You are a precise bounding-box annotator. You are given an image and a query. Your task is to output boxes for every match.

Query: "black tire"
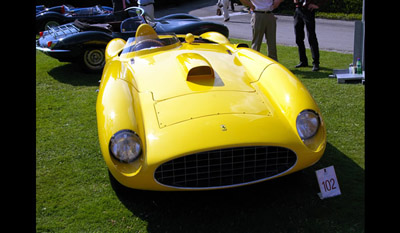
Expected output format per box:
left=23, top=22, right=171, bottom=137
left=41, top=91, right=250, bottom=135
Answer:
left=80, top=47, right=106, bottom=73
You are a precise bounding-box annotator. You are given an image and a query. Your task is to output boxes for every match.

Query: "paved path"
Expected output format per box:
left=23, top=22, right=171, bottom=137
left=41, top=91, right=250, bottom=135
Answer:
left=155, top=0, right=355, bottom=53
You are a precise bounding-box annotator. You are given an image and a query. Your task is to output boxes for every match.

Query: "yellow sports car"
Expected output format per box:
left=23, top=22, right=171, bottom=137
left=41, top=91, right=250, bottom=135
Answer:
left=96, top=24, right=326, bottom=191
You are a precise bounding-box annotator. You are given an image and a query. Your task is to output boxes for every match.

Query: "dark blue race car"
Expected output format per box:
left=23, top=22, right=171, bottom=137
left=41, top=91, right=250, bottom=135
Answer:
left=36, top=7, right=229, bottom=73
left=36, top=4, right=114, bottom=32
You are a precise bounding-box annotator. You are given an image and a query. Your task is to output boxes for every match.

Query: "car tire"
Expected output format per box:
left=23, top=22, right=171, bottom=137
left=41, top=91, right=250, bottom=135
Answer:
left=81, top=47, right=105, bottom=73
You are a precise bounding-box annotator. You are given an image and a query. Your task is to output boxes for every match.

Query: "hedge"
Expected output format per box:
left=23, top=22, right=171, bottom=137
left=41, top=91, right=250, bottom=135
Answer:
left=35, top=0, right=186, bottom=9
left=36, top=0, right=362, bottom=14
left=271, top=0, right=362, bottom=14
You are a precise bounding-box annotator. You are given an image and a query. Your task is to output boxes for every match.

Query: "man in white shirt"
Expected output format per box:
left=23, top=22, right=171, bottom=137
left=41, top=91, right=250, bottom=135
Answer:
left=240, top=0, right=283, bottom=61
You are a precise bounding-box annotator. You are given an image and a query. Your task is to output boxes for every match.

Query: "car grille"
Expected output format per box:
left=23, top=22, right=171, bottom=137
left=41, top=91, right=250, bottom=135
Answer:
left=154, top=146, right=297, bottom=189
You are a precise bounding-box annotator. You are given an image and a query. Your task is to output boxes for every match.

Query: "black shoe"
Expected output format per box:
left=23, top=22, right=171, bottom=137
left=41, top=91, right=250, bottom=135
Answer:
left=295, top=62, right=308, bottom=68
left=312, top=64, right=320, bottom=71
left=224, top=17, right=230, bottom=22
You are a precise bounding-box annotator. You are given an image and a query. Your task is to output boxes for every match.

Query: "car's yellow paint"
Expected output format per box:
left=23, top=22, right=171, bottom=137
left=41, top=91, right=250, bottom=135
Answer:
left=104, top=37, right=126, bottom=62
left=96, top=24, right=326, bottom=191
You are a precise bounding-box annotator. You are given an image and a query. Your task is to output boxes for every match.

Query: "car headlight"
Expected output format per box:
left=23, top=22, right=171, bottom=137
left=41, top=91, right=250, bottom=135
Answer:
left=296, top=110, right=320, bottom=140
left=109, top=130, right=142, bottom=163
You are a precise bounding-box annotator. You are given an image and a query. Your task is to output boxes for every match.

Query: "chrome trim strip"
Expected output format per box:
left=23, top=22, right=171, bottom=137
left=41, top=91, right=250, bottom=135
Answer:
left=35, top=46, right=71, bottom=53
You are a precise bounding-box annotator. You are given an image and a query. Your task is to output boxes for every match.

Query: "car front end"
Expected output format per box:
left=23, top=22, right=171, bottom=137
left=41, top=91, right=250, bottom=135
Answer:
left=97, top=85, right=325, bottom=191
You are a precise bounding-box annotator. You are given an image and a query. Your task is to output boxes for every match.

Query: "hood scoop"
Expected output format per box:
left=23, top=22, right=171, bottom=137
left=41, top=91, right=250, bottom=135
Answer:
left=177, top=53, right=215, bottom=82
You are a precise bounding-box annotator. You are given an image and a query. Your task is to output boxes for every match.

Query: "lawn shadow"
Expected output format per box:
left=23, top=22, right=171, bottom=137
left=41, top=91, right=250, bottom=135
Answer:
left=48, top=63, right=101, bottom=87
left=111, top=142, right=364, bottom=233
left=290, top=66, right=332, bottom=79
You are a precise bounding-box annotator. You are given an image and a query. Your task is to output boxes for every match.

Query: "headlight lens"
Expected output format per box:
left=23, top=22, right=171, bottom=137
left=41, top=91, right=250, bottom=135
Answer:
left=109, top=130, right=142, bottom=163
left=296, top=110, right=320, bottom=140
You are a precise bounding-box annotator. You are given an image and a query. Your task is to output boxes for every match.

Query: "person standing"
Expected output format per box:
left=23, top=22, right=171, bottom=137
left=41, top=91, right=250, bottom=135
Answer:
left=231, top=0, right=236, bottom=11
left=137, top=0, right=155, bottom=19
left=112, top=0, right=129, bottom=20
left=240, top=0, right=284, bottom=61
left=217, top=0, right=231, bottom=22
left=293, top=0, right=327, bottom=71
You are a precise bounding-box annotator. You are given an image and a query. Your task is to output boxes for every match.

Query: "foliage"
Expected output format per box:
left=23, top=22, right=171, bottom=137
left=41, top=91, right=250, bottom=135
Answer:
left=36, top=0, right=363, bottom=14
left=276, top=0, right=363, bottom=14
left=35, top=0, right=185, bottom=8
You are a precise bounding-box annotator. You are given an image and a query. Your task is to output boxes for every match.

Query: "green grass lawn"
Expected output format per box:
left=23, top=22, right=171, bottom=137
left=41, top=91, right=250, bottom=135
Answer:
left=36, top=40, right=364, bottom=232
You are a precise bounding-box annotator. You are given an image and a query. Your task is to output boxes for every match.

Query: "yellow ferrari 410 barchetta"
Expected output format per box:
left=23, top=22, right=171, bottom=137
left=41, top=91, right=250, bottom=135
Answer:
left=96, top=24, right=326, bottom=191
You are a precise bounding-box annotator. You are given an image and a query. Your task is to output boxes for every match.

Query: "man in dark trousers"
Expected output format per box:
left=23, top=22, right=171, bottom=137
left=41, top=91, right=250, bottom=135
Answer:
left=294, top=0, right=327, bottom=71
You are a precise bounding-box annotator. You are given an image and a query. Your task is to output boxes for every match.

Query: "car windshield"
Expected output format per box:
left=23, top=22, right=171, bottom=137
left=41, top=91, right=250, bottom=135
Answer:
left=68, top=6, right=104, bottom=16
left=121, top=34, right=181, bottom=55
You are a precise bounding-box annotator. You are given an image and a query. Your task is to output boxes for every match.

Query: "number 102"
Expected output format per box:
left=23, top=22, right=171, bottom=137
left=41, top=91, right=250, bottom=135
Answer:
left=322, top=178, right=337, bottom=192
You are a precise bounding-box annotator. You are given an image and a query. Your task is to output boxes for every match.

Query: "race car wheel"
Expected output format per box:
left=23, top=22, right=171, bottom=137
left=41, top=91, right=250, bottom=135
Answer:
left=82, top=47, right=105, bottom=73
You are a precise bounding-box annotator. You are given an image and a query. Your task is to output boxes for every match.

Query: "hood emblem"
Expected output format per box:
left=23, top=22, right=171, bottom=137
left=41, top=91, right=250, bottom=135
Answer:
left=221, top=124, right=227, bottom=131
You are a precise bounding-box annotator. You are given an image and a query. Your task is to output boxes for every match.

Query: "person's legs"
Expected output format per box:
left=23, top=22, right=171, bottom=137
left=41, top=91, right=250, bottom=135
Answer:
left=141, top=4, right=154, bottom=19
left=294, top=8, right=308, bottom=66
left=222, top=0, right=230, bottom=21
left=251, top=13, right=266, bottom=51
left=264, top=13, right=278, bottom=61
left=304, top=10, right=320, bottom=69
left=216, top=0, right=222, bottom=16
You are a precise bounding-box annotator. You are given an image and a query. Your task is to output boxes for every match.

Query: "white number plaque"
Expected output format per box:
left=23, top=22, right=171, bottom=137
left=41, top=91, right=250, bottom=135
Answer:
left=315, top=165, right=341, bottom=199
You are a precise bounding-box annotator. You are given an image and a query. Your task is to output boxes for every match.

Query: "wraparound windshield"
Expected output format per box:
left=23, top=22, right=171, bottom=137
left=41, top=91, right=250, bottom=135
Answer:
left=66, top=5, right=106, bottom=16
left=121, top=34, right=181, bottom=54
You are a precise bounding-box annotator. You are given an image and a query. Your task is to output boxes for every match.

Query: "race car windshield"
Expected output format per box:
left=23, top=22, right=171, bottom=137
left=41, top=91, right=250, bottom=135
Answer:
left=69, top=6, right=104, bottom=16
left=121, top=34, right=181, bottom=54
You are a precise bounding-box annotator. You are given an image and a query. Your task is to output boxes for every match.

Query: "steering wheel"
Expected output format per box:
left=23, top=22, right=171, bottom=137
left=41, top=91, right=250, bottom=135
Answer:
left=124, top=6, right=144, bottom=15
left=133, top=39, right=164, bottom=52
left=124, top=6, right=146, bottom=24
left=125, top=6, right=144, bottom=11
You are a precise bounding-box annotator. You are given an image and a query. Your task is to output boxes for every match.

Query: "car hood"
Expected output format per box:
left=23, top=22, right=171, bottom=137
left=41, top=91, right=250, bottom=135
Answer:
left=122, top=43, right=275, bottom=127
left=126, top=45, right=273, bottom=99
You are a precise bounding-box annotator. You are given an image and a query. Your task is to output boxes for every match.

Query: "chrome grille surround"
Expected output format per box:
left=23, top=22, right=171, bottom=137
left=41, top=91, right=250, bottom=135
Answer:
left=154, top=146, right=297, bottom=189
